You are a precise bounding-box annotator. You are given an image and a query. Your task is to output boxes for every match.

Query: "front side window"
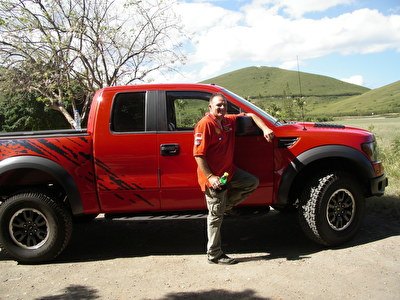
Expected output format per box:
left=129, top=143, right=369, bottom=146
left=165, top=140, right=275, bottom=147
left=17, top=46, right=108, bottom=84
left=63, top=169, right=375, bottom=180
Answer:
left=166, top=91, right=241, bottom=131
left=111, top=92, right=146, bottom=132
left=166, top=91, right=210, bottom=131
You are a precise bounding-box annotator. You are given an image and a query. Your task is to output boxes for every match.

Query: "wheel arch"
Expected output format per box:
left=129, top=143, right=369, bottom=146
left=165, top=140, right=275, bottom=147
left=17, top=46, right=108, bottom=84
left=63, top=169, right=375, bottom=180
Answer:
left=0, top=156, right=83, bottom=215
left=277, top=145, right=374, bottom=206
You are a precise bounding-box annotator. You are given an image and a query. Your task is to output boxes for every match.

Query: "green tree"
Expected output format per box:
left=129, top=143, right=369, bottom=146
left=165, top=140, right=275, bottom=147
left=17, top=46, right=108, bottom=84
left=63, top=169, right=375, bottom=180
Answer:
left=282, top=98, right=295, bottom=120
left=294, top=97, right=307, bottom=120
left=266, top=102, right=282, bottom=119
left=175, top=99, right=188, bottom=126
left=0, top=89, right=68, bottom=131
left=0, top=0, right=184, bottom=129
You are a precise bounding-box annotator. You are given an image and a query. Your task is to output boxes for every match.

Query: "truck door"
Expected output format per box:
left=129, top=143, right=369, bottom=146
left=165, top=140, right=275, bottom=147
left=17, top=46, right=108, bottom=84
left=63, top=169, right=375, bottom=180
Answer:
left=93, top=90, right=160, bottom=213
left=157, top=90, right=274, bottom=210
left=157, top=91, right=210, bottom=210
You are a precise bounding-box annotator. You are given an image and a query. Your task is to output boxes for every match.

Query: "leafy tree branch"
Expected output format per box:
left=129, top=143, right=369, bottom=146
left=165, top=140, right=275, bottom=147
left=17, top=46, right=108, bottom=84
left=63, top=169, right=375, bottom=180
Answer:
left=0, top=0, right=185, bottom=129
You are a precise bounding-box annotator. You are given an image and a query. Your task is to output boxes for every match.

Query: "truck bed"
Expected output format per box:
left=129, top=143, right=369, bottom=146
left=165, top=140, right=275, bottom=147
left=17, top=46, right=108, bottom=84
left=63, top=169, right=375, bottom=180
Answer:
left=0, top=129, right=87, bottom=139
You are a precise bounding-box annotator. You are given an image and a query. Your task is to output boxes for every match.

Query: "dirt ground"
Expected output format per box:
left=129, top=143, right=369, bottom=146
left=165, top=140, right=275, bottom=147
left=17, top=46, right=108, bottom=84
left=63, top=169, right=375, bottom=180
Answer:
left=1, top=195, right=400, bottom=300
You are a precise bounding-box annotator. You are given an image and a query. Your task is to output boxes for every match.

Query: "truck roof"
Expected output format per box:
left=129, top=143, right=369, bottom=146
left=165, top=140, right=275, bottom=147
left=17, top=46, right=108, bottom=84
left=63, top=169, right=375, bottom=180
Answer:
left=98, top=83, right=223, bottom=93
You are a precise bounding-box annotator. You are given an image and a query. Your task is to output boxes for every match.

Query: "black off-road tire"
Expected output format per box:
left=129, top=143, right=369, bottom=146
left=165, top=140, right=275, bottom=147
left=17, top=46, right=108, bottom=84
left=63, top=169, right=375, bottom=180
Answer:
left=298, top=172, right=365, bottom=246
left=0, top=192, right=72, bottom=263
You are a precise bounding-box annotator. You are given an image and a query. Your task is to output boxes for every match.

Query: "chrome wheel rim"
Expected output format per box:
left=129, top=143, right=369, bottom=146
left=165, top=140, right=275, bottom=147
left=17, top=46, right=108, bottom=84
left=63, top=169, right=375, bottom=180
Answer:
left=9, top=208, right=49, bottom=249
left=326, top=189, right=355, bottom=231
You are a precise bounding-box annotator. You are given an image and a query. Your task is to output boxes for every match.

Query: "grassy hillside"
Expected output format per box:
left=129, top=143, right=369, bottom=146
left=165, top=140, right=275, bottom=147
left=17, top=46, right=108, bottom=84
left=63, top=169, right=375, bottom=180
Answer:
left=311, top=81, right=400, bottom=116
left=201, top=66, right=369, bottom=98
left=202, top=66, right=399, bottom=117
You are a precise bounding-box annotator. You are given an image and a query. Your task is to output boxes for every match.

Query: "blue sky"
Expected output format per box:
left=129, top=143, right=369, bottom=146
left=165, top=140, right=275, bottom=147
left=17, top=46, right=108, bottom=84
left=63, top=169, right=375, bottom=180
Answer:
left=164, top=0, right=400, bottom=89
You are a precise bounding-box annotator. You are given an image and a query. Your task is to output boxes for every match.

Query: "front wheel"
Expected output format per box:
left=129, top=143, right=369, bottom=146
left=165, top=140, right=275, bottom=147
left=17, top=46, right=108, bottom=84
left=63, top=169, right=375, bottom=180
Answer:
left=0, top=192, right=72, bottom=263
left=298, top=172, right=365, bottom=246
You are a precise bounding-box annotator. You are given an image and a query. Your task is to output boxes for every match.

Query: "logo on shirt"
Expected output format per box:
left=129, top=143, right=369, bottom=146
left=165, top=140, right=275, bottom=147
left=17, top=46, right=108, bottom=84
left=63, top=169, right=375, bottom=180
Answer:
left=194, top=133, right=203, bottom=146
left=222, top=123, right=232, bottom=132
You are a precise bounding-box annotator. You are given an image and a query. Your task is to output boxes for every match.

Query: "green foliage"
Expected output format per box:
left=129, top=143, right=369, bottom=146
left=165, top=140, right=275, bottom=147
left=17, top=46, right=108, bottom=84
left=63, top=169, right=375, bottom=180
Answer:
left=0, top=92, right=68, bottom=132
left=174, top=99, right=208, bottom=128
left=379, top=137, right=400, bottom=197
left=313, top=116, right=334, bottom=122
left=0, top=66, right=88, bottom=131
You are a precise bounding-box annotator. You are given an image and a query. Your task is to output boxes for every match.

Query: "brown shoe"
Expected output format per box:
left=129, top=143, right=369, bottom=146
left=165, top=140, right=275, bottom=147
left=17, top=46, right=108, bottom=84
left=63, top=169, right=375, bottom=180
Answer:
left=208, top=254, right=238, bottom=265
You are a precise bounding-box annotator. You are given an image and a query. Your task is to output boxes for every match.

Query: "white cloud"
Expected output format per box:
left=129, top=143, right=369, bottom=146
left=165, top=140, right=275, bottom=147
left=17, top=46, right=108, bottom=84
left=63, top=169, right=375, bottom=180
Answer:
left=241, top=0, right=354, bottom=19
left=279, top=59, right=301, bottom=70
left=341, top=75, right=364, bottom=86
left=175, top=2, right=242, bottom=33
left=167, top=1, right=400, bottom=82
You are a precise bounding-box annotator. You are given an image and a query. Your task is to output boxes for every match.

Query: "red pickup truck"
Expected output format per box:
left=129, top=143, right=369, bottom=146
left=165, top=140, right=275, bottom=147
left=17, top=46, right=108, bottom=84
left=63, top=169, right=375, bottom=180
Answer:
left=0, top=83, right=388, bottom=263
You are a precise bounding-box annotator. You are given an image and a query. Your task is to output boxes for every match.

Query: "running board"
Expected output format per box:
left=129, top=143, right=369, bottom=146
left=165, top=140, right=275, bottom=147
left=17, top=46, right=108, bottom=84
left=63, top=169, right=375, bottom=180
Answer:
left=103, top=206, right=270, bottom=221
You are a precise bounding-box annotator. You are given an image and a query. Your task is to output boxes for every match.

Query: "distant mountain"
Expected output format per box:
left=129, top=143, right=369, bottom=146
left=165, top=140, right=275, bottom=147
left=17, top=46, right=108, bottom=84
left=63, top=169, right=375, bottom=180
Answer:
left=201, top=66, right=369, bottom=98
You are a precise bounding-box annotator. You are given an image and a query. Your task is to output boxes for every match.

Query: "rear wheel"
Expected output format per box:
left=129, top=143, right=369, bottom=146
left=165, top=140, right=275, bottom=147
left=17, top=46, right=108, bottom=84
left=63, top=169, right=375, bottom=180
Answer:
left=0, top=192, right=72, bottom=263
left=298, top=172, right=365, bottom=246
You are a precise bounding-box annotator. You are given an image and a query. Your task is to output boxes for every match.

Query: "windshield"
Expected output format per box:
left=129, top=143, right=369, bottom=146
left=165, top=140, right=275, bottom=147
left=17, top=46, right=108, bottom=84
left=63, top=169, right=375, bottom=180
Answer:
left=223, top=88, right=280, bottom=125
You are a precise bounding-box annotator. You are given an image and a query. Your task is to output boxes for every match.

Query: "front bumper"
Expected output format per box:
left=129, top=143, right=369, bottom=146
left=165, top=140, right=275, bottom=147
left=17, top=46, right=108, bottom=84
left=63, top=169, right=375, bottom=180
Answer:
left=370, top=174, right=388, bottom=196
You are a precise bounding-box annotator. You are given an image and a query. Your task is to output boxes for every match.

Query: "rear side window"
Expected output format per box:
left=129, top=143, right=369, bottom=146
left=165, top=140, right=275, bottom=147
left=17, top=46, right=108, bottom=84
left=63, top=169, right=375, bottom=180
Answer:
left=111, top=92, right=146, bottom=132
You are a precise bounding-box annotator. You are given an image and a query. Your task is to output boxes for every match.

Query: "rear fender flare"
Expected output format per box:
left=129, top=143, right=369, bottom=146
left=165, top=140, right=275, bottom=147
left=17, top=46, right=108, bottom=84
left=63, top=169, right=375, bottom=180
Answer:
left=0, top=156, right=82, bottom=214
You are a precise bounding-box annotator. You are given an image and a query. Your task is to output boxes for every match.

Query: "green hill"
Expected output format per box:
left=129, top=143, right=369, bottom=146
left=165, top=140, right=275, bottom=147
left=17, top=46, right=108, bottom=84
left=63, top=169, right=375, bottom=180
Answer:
left=201, top=66, right=400, bottom=117
left=311, top=80, right=400, bottom=116
left=201, top=66, right=369, bottom=98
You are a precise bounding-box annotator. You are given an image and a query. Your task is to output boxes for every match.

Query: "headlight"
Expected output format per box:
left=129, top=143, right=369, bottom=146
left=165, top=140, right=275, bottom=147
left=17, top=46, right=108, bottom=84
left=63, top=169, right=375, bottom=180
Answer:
left=361, top=140, right=378, bottom=162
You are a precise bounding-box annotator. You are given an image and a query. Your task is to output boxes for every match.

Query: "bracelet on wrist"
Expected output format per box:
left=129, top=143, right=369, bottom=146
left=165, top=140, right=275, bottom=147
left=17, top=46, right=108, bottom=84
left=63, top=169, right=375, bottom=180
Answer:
left=207, top=174, right=213, bottom=179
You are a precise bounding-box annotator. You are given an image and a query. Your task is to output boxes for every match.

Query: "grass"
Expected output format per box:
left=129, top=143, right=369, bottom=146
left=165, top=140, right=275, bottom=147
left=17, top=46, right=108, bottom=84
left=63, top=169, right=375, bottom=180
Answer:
left=202, top=66, right=369, bottom=98
left=337, top=116, right=400, bottom=196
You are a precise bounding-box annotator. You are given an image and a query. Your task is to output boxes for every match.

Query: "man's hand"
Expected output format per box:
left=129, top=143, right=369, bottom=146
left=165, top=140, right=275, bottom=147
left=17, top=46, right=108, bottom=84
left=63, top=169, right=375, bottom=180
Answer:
left=208, top=175, right=221, bottom=190
left=246, top=113, right=274, bottom=143
left=195, top=156, right=222, bottom=189
left=263, top=127, right=274, bottom=142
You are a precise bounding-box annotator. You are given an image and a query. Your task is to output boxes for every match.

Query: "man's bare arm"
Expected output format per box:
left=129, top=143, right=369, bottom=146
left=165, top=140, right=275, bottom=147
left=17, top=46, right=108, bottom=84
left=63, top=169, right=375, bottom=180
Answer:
left=194, top=156, right=221, bottom=189
left=246, top=113, right=274, bottom=142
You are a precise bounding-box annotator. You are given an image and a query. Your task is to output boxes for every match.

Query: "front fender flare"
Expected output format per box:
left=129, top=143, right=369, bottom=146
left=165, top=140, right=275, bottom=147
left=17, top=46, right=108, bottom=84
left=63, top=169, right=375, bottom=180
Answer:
left=277, top=145, right=374, bottom=205
left=0, top=156, right=82, bottom=214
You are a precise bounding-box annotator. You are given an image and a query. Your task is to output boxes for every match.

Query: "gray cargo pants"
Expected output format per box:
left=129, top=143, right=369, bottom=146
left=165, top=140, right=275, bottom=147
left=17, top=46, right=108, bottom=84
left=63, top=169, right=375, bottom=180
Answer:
left=205, top=168, right=259, bottom=260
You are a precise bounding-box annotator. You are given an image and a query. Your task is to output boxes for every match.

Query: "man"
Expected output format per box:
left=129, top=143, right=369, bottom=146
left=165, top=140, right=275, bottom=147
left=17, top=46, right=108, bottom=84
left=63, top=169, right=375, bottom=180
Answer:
left=193, top=92, right=274, bottom=265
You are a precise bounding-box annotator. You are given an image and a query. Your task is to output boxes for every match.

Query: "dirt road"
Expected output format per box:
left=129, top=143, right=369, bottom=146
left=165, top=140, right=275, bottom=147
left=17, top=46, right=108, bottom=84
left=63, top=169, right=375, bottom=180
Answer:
left=1, top=196, right=400, bottom=299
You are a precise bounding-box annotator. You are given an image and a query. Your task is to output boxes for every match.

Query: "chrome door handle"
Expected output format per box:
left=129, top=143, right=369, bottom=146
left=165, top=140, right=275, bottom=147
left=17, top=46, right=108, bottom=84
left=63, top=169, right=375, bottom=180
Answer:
left=160, top=144, right=180, bottom=156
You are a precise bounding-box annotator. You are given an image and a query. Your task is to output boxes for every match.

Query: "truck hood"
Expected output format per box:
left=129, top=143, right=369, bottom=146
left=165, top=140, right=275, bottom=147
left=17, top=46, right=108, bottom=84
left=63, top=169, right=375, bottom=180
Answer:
left=277, top=121, right=373, bottom=141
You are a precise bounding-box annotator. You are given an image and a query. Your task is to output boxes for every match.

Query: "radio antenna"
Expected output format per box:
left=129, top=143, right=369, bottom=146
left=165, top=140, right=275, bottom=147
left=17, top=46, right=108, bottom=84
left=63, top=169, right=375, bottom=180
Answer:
left=297, top=56, right=303, bottom=98
left=296, top=56, right=307, bottom=130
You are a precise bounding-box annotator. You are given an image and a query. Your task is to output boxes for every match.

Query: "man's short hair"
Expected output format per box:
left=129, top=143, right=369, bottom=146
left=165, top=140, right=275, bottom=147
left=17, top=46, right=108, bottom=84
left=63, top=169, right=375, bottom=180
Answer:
left=209, top=92, right=227, bottom=103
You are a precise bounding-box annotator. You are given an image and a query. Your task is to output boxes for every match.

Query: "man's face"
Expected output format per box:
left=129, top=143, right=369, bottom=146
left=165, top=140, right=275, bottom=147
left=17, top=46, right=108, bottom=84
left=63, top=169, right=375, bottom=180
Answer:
left=209, top=95, right=227, bottom=120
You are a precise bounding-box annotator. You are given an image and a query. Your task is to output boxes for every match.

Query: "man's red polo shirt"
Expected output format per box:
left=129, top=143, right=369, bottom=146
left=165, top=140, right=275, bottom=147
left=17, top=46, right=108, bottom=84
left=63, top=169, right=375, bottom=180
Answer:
left=193, top=113, right=241, bottom=191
